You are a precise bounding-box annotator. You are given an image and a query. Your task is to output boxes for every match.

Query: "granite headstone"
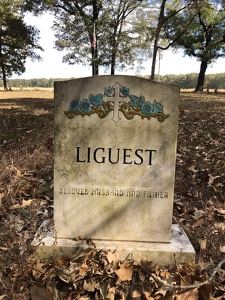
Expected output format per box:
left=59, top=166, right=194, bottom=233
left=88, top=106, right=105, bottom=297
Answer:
left=54, top=75, right=180, bottom=242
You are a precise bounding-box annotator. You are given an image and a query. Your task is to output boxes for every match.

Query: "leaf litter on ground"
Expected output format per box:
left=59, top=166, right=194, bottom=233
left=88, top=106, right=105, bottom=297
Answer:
left=0, top=90, right=225, bottom=299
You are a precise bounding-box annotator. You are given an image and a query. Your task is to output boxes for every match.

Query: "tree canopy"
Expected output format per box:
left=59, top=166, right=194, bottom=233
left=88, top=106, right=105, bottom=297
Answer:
left=164, top=0, right=225, bottom=91
left=15, top=0, right=225, bottom=87
left=0, top=0, right=42, bottom=90
left=23, top=0, right=152, bottom=75
left=148, top=0, right=198, bottom=81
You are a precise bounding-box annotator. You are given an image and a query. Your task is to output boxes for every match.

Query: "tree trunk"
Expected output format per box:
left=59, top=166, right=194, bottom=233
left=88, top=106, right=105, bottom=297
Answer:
left=150, top=0, right=166, bottom=81
left=111, top=62, right=115, bottom=75
left=92, top=48, right=98, bottom=76
left=2, top=67, right=7, bottom=90
left=111, top=49, right=116, bottom=75
left=0, top=50, right=7, bottom=90
left=195, top=60, right=208, bottom=92
left=92, top=0, right=99, bottom=76
left=150, top=40, right=158, bottom=81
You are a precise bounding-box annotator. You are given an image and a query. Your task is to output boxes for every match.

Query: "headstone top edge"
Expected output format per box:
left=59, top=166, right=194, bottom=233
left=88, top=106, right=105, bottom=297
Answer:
left=54, top=75, right=180, bottom=91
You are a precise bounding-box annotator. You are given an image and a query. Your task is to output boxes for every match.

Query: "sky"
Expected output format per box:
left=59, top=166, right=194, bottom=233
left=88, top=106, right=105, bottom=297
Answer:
left=12, top=13, right=225, bottom=80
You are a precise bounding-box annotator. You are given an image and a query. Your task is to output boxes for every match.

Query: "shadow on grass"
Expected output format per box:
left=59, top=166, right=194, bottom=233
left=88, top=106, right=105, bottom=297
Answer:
left=0, top=97, right=54, bottom=114
left=0, top=98, right=54, bottom=154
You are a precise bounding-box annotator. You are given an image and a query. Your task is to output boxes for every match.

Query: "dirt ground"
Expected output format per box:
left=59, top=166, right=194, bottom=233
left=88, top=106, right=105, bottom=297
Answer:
left=0, top=89, right=224, bottom=299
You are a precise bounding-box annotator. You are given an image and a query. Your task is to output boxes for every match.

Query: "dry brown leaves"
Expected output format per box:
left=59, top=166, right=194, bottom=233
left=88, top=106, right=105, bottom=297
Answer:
left=0, top=91, right=225, bottom=299
left=27, top=248, right=225, bottom=299
left=174, top=93, right=225, bottom=264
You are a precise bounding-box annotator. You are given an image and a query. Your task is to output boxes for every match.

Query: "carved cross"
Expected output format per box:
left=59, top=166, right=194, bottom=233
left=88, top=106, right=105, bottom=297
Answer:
left=104, top=82, right=130, bottom=123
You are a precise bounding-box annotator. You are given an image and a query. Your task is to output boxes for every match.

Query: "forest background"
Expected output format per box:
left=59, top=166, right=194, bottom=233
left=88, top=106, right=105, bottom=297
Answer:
left=3, top=73, right=225, bottom=90
left=1, top=0, right=225, bottom=91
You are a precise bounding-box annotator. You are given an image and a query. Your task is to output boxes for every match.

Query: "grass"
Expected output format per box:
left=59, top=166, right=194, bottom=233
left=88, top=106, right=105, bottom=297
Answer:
left=0, top=88, right=53, bottom=99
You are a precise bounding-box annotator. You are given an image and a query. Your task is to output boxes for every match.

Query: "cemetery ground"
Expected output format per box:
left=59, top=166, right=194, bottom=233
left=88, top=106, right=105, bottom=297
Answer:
left=0, top=88, right=225, bottom=300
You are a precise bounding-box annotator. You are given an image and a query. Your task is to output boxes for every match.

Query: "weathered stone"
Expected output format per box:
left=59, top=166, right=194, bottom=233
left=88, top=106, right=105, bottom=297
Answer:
left=29, top=224, right=195, bottom=266
left=54, top=75, right=180, bottom=242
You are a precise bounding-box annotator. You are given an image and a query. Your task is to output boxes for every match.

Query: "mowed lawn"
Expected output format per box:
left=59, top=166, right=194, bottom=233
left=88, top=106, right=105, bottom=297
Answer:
left=0, top=88, right=53, bottom=99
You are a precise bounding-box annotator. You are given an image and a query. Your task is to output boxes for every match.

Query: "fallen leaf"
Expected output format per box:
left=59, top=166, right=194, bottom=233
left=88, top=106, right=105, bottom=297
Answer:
left=0, top=247, right=8, bottom=251
left=132, top=290, right=141, bottom=299
left=0, top=296, right=7, bottom=300
left=199, top=239, right=207, bottom=251
left=30, top=285, right=52, bottom=300
left=188, top=165, right=196, bottom=172
left=115, top=262, right=133, bottom=281
left=155, top=286, right=171, bottom=297
left=174, top=288, right=198, bottom=300
left=208, top=174, right=219, bottom=184
left=107, top=249, right=120, bottom=266
left=10, top=199, right=33, bottom=209
left=46, top=280, right=59, bottom=300
left=0, top=190, right=5, bottom=206
left=106, top=287, right=115, bottom=300
left=143, top=292, right=154, bottom=300
left=161, top=270, right=172, bottom=279
left=83, top=279, right=98, bottom=292
left=180, top=275, right=192, bottom=286
left=31, top=261, right=46, bottom=279
left=198, top=283, right=211, bottom=300
left=220, top=245, right=225, bottom=253
left=214, top=222, right=225, bottom=230
left=79, top=264, right=91, bottom=277
left=215, top=208, right=225, bottom=217
left=100, top=281, right=109, bottom=299
left=57, top=257, right=70, bottom=267
left=193, top=209, right=205, bottom=219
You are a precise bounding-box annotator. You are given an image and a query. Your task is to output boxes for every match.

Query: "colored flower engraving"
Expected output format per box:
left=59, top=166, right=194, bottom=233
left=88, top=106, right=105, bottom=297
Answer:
left=130, top=95, right=145, bottom=107
left=120, top=87, right=129, bottom=97
left=64, top=82, right=169, bottom=122
left=69, top=98, right=80, bottom=111
left=104, top=87, right=114, bottom=97
left=80, top=99, right=91, bottom=112
left=65, top=93, right=112, bottom=119
left=89, top=94, right=103, bottom=106
left=120, top=94, right=168, bottom=121
left=141, top=102, right=153, bottom=114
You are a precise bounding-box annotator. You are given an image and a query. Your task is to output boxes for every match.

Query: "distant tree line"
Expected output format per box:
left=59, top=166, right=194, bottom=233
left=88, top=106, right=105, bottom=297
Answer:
left=1, top=73, right=225, bottom=90
left=159, top=73, right=225, bottom=89
left=1, top=78, right=71, bottom=88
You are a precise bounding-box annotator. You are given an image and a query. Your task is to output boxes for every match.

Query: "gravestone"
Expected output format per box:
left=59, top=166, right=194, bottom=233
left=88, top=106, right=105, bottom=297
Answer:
left=54, top=75, right=178, bottom=242
left=31, top=75, right=195, bottom=265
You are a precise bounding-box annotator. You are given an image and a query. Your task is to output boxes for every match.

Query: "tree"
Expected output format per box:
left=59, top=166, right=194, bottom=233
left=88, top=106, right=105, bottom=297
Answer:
left=46, top=0, right=102, bottom=76
left=147, top=0, right=197, bottom=81
left=0, top=0, right=42, bottom=90
left=23, top=0, right=151, bottom=76
left=165, top=0, right=225, bottom=91
left=100, top=0, right=151, bottom=75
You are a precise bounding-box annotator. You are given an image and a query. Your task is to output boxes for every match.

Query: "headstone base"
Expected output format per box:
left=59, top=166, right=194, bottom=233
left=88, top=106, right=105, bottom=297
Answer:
left=29, top=224, right=195, bottom=266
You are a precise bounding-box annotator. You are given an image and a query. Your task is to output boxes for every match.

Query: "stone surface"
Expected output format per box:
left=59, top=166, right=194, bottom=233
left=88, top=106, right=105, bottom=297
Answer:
left=29, top=224, right=195, bottom=266
left=54, top=75, right=180, bottom=242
